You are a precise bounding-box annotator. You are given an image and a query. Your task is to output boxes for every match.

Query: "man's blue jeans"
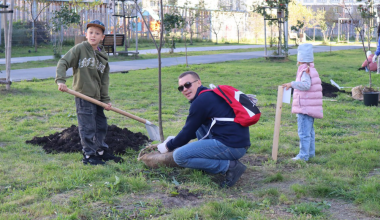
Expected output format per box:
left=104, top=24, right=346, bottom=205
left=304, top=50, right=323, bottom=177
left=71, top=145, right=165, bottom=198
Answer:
left=296, top=113, right=315, bottom=161
left=75, top=97, right=109, bottom=156
left=173, top=124, right=247, bottom=174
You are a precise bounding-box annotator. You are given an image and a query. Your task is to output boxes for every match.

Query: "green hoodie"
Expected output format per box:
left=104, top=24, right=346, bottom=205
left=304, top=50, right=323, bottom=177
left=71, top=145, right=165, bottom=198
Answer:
left=55, top=41, right=111, bottom=103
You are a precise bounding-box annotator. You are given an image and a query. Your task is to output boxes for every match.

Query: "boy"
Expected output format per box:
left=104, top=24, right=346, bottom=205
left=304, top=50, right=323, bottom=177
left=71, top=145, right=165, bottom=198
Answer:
left=55, top=20, right=123, bottom=165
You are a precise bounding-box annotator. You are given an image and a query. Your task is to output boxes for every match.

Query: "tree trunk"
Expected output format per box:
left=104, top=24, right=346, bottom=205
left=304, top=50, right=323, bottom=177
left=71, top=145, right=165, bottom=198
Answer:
left=34, top=23, right=38, bottom=52
left=190, top=31, right=193, bottom=45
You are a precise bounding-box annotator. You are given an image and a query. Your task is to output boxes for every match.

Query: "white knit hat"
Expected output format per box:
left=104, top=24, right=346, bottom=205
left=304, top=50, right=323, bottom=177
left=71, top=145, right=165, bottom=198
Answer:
left=367, top=50, right=372, bottom=57
left=297, top=43, right=314, bottom=62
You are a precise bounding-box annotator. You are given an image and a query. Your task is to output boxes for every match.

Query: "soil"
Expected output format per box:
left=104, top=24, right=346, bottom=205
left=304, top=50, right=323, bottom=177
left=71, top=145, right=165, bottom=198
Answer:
left=322, top=81, right=342, bottom=98
left=26, top=124, right=149, bottom=155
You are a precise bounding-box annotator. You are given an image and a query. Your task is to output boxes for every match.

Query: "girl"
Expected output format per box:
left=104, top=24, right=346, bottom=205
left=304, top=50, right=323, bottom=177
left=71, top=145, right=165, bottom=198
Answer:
left=282, top=43, right=323, bottom=161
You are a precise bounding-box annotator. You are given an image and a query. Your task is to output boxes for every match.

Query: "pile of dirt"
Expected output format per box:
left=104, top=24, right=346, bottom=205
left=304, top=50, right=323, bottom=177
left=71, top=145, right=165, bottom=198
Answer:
left=26, top=124, right=149, bottom=155
left=322, top=81, right=343, bottom=98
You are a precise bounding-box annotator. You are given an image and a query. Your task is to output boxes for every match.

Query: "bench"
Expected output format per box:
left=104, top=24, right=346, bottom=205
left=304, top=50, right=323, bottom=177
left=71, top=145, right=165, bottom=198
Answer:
left=117, top=51, right=139, bottom=58
left=100, top=34, right=125, bottom=55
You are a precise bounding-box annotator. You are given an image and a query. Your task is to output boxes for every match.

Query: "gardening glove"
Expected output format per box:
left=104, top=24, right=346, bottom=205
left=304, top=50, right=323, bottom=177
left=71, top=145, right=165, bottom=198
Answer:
left=246, top=94, right=258, bottom=105
left=164, top=136, right=176, bottom=143
left=373, top=55, right=378, bottom=63
left=157, top=143, right=168, bottom=154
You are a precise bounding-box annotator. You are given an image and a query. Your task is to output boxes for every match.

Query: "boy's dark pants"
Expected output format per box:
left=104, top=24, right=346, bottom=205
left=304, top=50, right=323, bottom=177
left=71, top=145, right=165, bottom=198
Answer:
left=75, top=97, right=109, bottom=156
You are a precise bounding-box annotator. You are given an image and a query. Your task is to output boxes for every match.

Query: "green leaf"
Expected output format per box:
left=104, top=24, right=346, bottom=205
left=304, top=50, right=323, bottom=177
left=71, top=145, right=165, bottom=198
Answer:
left=169, top=191, right=179, bottom=197
left=114, top=176, right=120, bottom=186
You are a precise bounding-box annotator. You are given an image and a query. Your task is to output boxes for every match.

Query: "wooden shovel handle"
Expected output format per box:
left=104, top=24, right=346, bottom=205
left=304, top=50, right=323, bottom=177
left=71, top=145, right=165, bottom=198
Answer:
left=65, top=89, right=147, bottom=124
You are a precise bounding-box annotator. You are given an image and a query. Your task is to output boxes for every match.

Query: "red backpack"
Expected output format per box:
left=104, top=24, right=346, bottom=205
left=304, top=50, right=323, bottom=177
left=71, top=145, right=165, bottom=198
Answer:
left=199, top=85, right=261, bottom=127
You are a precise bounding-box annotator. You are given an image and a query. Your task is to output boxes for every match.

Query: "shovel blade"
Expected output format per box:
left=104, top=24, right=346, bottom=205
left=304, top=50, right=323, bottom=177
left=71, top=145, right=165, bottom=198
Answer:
left=145, top=124, right=161, bottom=141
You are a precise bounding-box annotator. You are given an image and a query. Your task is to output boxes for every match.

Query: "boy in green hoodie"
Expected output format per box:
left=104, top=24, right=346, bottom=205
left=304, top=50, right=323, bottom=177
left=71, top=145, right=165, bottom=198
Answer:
left=55, top=20, right=123, bottom=165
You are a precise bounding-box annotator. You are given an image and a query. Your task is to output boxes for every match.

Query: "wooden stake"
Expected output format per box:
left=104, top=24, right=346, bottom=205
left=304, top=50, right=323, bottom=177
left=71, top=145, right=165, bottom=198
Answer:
left=5, top=0, right=13, bottom=90
left=272, top=86, right=284, bottom=161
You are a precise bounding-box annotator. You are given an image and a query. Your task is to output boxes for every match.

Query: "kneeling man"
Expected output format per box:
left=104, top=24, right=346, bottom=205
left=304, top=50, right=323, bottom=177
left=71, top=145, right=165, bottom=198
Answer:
left=157, top=71, right=251, bottom=188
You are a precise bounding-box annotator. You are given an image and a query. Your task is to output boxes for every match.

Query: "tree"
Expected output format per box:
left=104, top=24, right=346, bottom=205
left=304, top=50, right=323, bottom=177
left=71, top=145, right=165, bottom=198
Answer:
left=50, top=5, right=80, bottom=58
left=163, top=12, right=186, bottom=53
left=135, top=0, right=166, bottom=141
left=309, top=9, right=325, bottom=42
left=288, top=1, right=313, bottom=36
left=211, top=11, right=224, bottom=44
left=320, top=8, right=336, bottom=44
left=247, top=12, right=264, bottom=44
left=24, top=0, right=52, bottom=52
left=230, top=12, right=246, bottom=44
left=69, top=0, right=103, bottom=35
left=253, top=0, right=290, bottom=55
left=180, top=0, right=209, bottom=45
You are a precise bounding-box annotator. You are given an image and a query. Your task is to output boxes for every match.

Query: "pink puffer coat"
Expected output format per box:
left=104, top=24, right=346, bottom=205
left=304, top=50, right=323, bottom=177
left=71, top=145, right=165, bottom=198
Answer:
left=292, top=63, right=323, bottom=119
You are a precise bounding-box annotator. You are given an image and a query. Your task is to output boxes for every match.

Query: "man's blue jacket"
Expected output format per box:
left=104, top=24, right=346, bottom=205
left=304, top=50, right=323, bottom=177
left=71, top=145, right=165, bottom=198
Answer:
left=166, top=85, right=251, bottom=151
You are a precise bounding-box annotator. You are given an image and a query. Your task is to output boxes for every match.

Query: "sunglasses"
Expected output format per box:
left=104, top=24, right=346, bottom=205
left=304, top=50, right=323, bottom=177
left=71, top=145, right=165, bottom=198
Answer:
left=178, top=80, right=198, bottom=92
left=89, top=20, right=105, bottom=27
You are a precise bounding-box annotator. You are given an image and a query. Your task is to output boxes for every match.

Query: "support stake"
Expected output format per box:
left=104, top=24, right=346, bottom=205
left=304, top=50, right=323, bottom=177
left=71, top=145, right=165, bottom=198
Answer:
left=272, top=86, right=284, bottom=161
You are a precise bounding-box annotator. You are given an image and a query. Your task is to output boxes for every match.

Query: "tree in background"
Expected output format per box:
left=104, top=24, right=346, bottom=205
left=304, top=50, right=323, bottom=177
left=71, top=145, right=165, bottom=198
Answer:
left=253, top=0, right=290, bottom=54
left=69, top=0, right=103, bottom=35
left=163, top=12, right=185, bottom=53
left=210, top=11, right=224, bottom=44
left=22, top=0, right=52, bottom=52
left=50, top=5, right=80, bottom=58
left=309, top=9, right=325, bottom=42
left=320, top=8, right=336, bottom=44
left=230, top=11, right=247, bottom=44
left=182, top=0, right=209, bottom=45
left=247, top=12, right=264, bottom=44
left=288, top=1, right=313, bottom=37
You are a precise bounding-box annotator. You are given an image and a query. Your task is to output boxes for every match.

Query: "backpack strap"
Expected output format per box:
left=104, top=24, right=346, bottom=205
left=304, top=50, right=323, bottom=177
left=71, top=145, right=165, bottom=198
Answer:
left=199, top=117, right=234, bottom=140
left=198, top=87, right=235, bottom=140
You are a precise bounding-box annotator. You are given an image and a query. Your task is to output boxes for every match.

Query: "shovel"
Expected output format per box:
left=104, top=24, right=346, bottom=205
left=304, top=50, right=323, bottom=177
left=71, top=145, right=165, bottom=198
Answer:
left=330, top=79, right=352, bottom=90
left=65, top=89, right=161, bottom=141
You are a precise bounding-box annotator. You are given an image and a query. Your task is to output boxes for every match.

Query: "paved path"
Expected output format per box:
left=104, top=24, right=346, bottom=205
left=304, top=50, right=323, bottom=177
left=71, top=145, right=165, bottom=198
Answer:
left=0, top=45, right=265, bottom=65
left=0, top=45, right=362, bottom=82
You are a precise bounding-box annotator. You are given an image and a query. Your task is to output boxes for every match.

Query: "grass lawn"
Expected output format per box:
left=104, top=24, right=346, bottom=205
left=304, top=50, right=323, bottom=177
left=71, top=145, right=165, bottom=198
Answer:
left=0, top=49, right=380, bottom=219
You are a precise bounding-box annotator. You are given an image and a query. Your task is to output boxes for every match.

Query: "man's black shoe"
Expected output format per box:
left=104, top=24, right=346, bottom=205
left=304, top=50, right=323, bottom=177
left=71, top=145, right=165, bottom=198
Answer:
left=82, top=154, right=105, bottom=165
left=97, top=148, right=124, bottom=163
left=220, top=160, right=247, bottom=188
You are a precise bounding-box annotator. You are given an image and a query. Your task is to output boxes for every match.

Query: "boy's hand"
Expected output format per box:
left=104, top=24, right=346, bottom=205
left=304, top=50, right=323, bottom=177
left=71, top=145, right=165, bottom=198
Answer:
left=105, top=103, right=112, bottom=111
left=282, top=83, right=292, bottom=90
left=58, top=83, right=68, bottom=92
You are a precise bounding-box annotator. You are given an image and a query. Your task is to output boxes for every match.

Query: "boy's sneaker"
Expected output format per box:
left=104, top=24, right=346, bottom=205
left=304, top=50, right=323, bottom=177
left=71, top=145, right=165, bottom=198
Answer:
left=220, top=160, right=247, bottom=188
left=82, top=154, right=105, bottom=165
left=97, top=148, right=124, bottom=163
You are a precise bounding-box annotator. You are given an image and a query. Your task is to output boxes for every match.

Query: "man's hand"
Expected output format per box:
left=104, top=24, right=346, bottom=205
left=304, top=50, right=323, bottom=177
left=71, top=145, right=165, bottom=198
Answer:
left=58, top=83, right=68, bottom=92
left=373, top=55, right=378, bottom=63
left=157, top=143, right=168, bottom=154
left=105, top=103, right=112, bottom=111
left=282, top=83, right=292, bottom=90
